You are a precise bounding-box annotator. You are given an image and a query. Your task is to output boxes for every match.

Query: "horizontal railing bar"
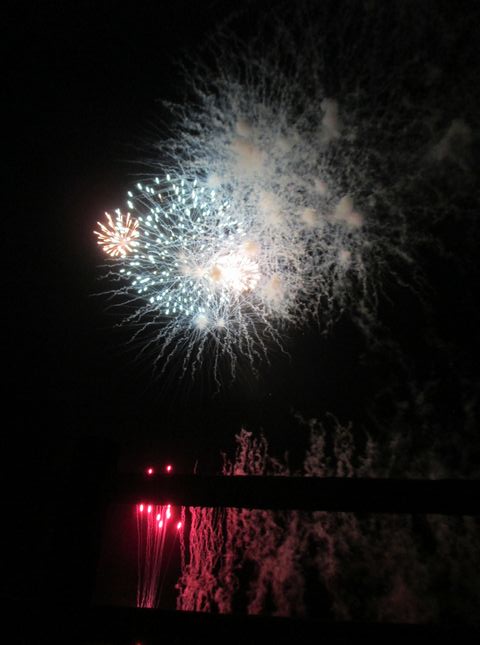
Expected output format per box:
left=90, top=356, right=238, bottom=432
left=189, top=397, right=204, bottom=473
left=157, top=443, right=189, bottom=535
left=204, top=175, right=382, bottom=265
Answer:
left=8, top=472, right=480, bottom=514
left=110, top=473, right=480, bottom=514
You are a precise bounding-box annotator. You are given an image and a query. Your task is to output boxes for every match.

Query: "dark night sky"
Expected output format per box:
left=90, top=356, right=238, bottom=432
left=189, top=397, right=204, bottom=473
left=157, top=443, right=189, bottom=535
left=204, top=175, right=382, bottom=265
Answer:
left=4, top=0, right=479, bottom=473
left=3, top=2, right=478, bottom=478
left=6, top=0, right=385, bottom=475
left=6, top=1, right=256, bottom=468
left=6, top=0, right=480, bottom=471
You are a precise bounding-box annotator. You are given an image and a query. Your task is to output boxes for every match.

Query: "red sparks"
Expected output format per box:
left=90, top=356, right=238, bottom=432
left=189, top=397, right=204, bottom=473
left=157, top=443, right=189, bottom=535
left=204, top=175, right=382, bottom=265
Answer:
left=136, top=502, right=184, bottom=608
left=146, top=467, right=154, bottom=476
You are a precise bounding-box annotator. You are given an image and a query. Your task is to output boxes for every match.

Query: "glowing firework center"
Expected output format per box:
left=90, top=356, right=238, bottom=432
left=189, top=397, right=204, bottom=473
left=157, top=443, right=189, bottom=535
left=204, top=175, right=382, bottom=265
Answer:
left=208, top=250, right=260, bottom=293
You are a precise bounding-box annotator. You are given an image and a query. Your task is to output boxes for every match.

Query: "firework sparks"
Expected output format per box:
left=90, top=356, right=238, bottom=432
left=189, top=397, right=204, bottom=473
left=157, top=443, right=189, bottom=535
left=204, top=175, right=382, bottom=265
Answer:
left=96, top=174, right=301, bottom=380
left=137, top=501, right=183, bottom=608
left=94, top=2, right=478, bottom=382
left=94, top=211, right=139, bottom=257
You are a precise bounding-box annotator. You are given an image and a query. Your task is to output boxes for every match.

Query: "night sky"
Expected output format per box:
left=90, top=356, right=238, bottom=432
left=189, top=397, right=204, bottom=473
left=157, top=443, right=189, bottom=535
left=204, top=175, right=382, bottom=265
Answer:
left=7, top=0, right=388, bottom=473
left=5, top=0, right=480, bottom=622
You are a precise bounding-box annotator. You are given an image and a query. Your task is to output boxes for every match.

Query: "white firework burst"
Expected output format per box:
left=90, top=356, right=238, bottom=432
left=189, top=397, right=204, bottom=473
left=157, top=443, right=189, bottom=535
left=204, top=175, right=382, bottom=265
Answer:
left=96, top=2, right=479, bottom=382
left=163, top=62, right=401, bottom=331
left=156, top=3, right=477, bottom=336
left=97, top=174, right=305, bottom=380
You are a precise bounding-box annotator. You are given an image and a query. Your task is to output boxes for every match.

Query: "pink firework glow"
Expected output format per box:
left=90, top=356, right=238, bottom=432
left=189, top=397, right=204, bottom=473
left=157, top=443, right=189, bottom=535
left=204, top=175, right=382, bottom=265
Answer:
left=136, top=501, right=184, bottom=608
left=135, top=462, right=185, bottom=609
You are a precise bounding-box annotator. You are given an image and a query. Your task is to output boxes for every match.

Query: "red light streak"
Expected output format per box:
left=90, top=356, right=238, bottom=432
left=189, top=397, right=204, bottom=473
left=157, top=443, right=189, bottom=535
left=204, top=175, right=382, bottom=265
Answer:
left=136, top=501, right=184, bottom=608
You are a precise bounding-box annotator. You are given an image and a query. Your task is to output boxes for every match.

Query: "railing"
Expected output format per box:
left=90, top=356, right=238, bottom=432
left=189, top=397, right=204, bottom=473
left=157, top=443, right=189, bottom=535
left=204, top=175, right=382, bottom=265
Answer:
left=10, top=445, right=479, bottom=644
left=112, top=472, right=480, bottom=514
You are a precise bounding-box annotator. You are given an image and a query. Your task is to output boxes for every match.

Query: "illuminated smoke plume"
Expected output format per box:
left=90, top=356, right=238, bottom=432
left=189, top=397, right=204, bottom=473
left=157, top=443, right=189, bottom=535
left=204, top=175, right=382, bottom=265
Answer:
left=176, top=426, right=480, bottom=621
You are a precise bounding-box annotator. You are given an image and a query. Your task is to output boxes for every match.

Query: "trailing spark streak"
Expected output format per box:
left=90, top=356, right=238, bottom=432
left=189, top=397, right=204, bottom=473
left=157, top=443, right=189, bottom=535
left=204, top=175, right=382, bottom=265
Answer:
left=137, top=501, right=183, bottom=608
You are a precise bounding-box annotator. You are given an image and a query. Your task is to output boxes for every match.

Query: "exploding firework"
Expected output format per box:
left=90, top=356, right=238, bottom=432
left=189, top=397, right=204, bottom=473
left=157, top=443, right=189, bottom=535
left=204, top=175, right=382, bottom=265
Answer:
left=157, top=30, right=408, bottom=333
left=95, top=3, right=478, bottom=381
left=136, top=501, right=182, bottom=608
left=94, top=211, right=139, bottom=258
left=96, top=174, right=308, bottom=380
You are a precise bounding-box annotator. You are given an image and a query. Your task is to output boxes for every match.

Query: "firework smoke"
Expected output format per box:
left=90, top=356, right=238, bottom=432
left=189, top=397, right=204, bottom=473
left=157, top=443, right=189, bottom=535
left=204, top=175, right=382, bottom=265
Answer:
left=176, top=425, right=480, bottom=621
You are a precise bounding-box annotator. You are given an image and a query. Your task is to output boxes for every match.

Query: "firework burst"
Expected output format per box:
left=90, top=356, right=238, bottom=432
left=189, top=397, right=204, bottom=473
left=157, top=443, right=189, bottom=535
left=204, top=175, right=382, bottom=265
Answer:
left=97, top=174, right=303, bottom=380
left=94, top=211, right=139, bottom=258
left=95, top=3, right=478, bottom=382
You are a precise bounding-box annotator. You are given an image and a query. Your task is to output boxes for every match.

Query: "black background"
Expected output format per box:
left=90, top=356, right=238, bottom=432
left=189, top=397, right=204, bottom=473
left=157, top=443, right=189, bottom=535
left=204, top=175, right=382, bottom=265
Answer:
left=6, top=0, right=384, bottom=475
